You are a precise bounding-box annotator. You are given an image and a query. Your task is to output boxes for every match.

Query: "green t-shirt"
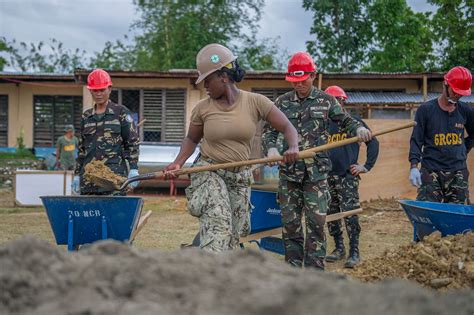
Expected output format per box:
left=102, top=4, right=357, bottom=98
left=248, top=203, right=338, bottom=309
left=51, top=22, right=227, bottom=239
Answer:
left=56, top=136, right=79, bottom=170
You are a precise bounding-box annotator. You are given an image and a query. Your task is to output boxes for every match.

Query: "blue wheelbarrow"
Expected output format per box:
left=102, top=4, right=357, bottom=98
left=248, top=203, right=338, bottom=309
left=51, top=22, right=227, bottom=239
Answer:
left=399, top=200, right=474, bottom=241
left=41, top=196, right=152, bottom=251
left=240, top=189, right=362, bottom=254
left=243, top=189, right=285, bottom=255
left=187, top=189, right=285, bottom=254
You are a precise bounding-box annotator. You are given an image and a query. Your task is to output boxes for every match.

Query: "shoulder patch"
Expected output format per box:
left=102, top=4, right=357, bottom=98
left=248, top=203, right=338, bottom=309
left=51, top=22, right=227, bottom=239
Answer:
left=125, top=114, right=134, bottom=123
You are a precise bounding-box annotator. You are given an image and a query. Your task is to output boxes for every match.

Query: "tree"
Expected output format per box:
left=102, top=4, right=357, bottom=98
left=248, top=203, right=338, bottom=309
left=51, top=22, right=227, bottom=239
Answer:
left=428, top=0, right=473, bottom=70
left=89, top=36, right=137, bottom=71
left=303, top=0, right=373, bottom=71
left=237, top=35, right=289, bottom=71
left=0, top=37, right=10, bottom=71
left=125, top=0, right=267, bottom=71
left=364, top=0, right=435, bottom=72
left=7, top=38, right=87, bottom=73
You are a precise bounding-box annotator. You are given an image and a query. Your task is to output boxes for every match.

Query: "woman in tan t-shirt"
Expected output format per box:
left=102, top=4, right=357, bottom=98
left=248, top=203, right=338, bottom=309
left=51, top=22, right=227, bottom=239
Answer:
left=164, top=44, right=299, bottom=252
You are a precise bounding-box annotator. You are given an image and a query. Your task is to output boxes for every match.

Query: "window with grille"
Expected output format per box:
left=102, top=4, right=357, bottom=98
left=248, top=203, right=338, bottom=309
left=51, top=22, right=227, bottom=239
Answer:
left=0, top=95, right=7, bottom=147
left=110, top=88, right=186, bottom=143
left=252, top=88, right=292, bottom=102
left=33, top=95, right=82, bottom=147
left=143, top=89, right=186, bottom=143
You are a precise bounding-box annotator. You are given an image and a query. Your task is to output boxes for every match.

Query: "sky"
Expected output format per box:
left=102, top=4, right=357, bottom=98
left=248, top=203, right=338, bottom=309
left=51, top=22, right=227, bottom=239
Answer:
left=0, top=0, right=434, bottom=72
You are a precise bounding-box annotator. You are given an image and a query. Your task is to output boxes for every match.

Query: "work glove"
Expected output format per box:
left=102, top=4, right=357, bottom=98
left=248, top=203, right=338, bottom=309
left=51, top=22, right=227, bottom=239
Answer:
left=350, top=164, right=368, bottom=176
left=72, top=176, right=80, bottom=195
left=409, top=168, right=422, bottom=188
left=267, top=147, right=282, bottom=166
left=356, top=126, right=372, bottom=142
left=128, top=169, right=140, bottom=189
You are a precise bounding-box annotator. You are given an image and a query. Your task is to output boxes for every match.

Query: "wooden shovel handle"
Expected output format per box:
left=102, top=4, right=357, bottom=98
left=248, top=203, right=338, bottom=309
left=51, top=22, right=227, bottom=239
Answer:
left=165, top=121, right=416, bottom=176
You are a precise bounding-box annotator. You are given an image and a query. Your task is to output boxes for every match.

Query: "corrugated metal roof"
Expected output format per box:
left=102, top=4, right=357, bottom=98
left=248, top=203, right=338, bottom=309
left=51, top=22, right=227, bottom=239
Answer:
left=0, top=70, right=448, bottom=81
left=347, top=92, right=474, bottom=104
left=325, top=71, right=443, bottom=75
left=0, top=71, right=72, bottom=77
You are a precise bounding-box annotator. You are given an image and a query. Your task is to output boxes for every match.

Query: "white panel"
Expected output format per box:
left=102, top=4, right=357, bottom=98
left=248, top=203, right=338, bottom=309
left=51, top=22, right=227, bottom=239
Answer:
left=15, top=171, right=73, bottom=206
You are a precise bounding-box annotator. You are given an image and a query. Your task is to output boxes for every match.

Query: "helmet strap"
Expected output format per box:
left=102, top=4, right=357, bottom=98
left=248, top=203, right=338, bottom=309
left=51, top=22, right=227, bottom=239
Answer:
left=444, top=83, right=457, bottom=105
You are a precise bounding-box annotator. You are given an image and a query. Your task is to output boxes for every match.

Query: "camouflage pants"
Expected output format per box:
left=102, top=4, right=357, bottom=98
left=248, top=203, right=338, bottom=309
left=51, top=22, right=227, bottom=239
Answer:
left=185, top=160, right=253, bottom=252
left=327, top=175, right=361, bottom=247
left=279, top=177, right=329, bottom=270
left=417, top=168, right=469, bottom=204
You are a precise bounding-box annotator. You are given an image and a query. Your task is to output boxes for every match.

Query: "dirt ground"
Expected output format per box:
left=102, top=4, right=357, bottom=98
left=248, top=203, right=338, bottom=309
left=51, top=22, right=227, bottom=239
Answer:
left=0, top=189, right=410, bottom=274
left=2, top=237, right=474, bottom=315
left=2, top=189, right=474, bottom=314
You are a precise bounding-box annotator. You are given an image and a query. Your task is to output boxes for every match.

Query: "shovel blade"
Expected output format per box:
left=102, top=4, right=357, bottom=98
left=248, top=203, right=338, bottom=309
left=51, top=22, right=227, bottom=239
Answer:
left=88, top=174, right=121, bottom=191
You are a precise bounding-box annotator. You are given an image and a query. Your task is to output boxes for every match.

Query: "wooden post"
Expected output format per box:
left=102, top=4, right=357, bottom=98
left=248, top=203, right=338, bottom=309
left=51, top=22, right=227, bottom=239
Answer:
left=318, top=73, right=323, bottom=90
left=422, top=75, right=428, bottom=102
left=63, top=171, right=67, bottom=196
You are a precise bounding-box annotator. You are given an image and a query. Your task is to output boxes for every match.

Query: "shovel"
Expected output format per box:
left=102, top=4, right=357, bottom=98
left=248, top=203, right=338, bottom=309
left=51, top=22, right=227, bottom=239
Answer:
left=91, top=121, right=415, bottom=191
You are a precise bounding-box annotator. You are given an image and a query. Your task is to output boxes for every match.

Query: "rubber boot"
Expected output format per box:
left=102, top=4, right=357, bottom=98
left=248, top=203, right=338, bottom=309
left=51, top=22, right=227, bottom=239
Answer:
left=325, top=235, right=346, bottom=262
left=344, top=246, right=360, bottom=268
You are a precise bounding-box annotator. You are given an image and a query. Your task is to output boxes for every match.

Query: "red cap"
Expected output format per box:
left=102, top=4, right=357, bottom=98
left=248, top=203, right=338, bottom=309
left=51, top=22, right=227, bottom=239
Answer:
left=325, top=85, right=348, bottom=100
left=87, top=69, right=113, bottom=90
left=286, top=52, right=317, bottom=82
left=444, top=66, right=472, bottom=96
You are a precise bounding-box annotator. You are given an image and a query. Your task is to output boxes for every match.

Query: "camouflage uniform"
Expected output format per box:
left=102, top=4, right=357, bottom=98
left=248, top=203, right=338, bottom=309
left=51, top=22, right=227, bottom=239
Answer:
left=185, top=159, right=253, bottom=252
left=263, top=87, right=361, bottom=269
left=327, top=175, right=361, bottom=248
left=75, top=100, right=139, bottom=195
left=418, top=168, right=469, bottom=204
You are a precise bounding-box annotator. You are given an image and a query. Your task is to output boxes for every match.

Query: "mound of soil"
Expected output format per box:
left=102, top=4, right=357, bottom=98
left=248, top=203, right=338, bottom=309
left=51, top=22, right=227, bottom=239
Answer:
left=361, top=198, right=401, bottom=212
left=350, top=231, right=474, bottom=290
left=1, top=237, right=473, bottom=315
left=84, top=160, right=125, bottom=187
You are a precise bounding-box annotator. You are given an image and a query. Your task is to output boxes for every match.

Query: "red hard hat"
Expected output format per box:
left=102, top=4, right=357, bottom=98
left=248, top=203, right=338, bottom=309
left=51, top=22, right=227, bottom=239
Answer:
left=87, top=69, right=113, bottom=90
left=444, top=66, right=472, bottom=96
left=286, top=52, right=317, bottom=82
left=325, top=85, right=348, bottom=100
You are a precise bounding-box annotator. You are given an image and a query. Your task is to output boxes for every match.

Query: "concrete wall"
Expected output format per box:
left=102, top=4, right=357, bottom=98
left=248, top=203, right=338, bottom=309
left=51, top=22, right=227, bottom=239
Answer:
left=0, top=76, right=459, bottom=150
left=359, top=119, right=474, bottom=201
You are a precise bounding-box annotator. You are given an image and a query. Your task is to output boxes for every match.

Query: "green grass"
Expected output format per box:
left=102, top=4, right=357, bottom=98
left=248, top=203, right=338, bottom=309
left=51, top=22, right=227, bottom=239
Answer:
left=0, top=150, right=37, bottom=160
left=0, top=207, right=43, bottom=214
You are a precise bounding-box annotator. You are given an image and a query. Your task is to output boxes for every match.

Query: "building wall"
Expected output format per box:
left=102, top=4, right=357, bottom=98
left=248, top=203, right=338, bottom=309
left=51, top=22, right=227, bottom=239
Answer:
left=0, top=83, right=82, bottom=147
left=0, top=75, right=462, bottom=148
left=359, top=119, right=474, bottom=201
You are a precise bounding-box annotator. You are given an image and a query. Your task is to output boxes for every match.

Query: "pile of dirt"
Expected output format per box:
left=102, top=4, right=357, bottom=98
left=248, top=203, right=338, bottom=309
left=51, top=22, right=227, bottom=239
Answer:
left=84, top=160, right=125, bottom=187
left=349, top=231, right=474, bottom=290
left=361, top=198, right=401, bottom=212
left=1, top=237, right=473, bottom=315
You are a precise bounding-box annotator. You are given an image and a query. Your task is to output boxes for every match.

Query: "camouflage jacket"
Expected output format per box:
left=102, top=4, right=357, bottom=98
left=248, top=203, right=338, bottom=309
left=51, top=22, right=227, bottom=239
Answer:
left=263, top=87, right=362, bottom=183
left=75, top=100, right=139, bottom=193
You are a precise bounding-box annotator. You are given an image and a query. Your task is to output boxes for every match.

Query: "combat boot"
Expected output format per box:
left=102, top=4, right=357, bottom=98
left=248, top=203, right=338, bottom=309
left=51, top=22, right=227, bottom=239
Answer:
left=325, top=235, right=345, bottom=262
left=344, top=246, right=360, bottom=268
